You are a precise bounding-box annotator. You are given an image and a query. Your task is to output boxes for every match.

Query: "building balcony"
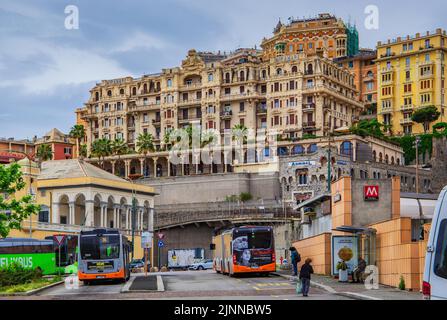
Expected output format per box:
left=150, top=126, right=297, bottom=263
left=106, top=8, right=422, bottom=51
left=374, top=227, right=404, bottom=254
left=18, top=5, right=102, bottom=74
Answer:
left=379, top=105, right=393, bottom=114
left=302, top=121, right=316, bottom=129
left=400, top=118, right=413, bottom=125
left=256, top=105, right=267, bottom=114
left=178, top=98, right=201, bottom=106
left=180, top=83, right=202, bottom=90
left=400, top=105, right=414, bottom=112
left=152, top=118, right=161, bottom=125
left=302, top=103, right=315, bottom=112
left=220, top=110, right=233, bottom=119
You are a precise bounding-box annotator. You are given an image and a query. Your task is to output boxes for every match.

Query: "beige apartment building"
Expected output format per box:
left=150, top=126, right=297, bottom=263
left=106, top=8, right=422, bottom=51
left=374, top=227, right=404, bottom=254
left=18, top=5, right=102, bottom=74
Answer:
left=76, top=49, right=362, bottom=152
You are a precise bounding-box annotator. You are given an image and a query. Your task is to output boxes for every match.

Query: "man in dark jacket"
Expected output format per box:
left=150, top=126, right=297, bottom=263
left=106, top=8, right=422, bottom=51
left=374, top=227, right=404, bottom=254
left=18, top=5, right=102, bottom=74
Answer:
left=299, top=258, right=314, bottom=297
left=289, top=247, right=300, bottom=277
left=352, top=257, right=367, bottom=283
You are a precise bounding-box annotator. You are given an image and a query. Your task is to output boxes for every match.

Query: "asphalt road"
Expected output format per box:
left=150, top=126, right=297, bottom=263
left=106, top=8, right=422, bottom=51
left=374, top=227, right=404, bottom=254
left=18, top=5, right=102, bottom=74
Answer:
left=9, top=270, right=352, bottom=300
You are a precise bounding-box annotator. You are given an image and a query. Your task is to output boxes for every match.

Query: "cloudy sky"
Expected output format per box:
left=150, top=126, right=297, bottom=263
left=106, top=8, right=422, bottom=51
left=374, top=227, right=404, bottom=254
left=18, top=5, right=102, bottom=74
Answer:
left=0, top=0, right=446, bottom=140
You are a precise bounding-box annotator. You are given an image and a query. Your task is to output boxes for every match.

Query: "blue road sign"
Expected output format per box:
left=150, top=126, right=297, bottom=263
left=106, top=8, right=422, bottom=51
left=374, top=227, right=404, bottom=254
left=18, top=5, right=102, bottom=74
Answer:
left=158, top=240, right=165, bottom=248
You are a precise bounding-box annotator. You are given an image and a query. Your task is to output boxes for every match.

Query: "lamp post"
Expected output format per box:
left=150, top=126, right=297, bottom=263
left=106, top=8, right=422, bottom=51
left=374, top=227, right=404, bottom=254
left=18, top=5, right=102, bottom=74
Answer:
left=1, top=149, right=35, bottom=238
left=126, top=175, right=144, bottom=261
left=414, top=136, right=421, bottom=194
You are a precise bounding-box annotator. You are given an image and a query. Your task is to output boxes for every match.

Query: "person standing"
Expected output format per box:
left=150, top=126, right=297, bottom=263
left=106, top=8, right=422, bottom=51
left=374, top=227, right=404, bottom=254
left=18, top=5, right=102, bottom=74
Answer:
left=289, top=247, right=301, bottom=277
left=299, top=258, right=314, bottom=297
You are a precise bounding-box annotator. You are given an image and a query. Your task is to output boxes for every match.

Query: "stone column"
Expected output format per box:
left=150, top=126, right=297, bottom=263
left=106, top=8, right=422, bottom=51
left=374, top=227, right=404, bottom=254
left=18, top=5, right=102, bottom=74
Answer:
left=68, top=202, right=75, bottom=225
left=111, top=160, right=116, bottom=175
left=113, top=206, right=120, bottom=229
left=100, top=203, right=108, bottom=227
left=124, top=160, right=131, bottom=178
left=85, top=200, right=95, bottom=227
left=153, top=158, right=158, bottom=177
left=167, top=158, right=171, bottom=177
left=140, top=158, right=145, bottom=176
left=125, top=207, right=130, bottom=230
left=51, top=202, right=60, bottom=224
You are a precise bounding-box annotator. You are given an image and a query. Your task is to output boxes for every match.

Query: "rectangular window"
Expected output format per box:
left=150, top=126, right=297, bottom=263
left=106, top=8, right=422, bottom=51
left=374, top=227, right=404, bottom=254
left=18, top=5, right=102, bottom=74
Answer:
left=434, top=219, right=447, bottom=279
left=239, top=102, right=245, bottom=112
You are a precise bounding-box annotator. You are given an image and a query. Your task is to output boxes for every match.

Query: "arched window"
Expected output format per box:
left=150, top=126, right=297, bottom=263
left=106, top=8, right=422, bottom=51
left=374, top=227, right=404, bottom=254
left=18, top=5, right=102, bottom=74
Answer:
left=367, top=71, right=373, bottom=78
left=307, top=144, right=317, bottom=153
left=391, top=156, right=395, bottom=165
left=95, top=92, right=99, bottom=101
left=278, top=147, right=288, bottom=156
left=292, top=145, right=304, bottom=155
left=385, top=154, right=389, bottom=164
left=350, top=168, right=355, bottom=178
left=320, top=156, right=327, bottom=167
left=291, top=66, right=298, bottom=73
left=240, top=71, right=245, bottom=81
left=307, top=64, right=313, bottom=75
left=262, top=70, right=267, bottom=79
left=397, top=158, right=400, bottom=165
left=340, top=141, right=353, bottom=157
left=373, top=150, right=377, bottom=162
left=225, top=73, right=231, bottom=83
left=143, top=83, right=148, bottom=93
left=132, top=87, right=137, bottom=96
left=107, top=90, right=112, bottom=97
left=276, top=68, right=282, bottom=75
left=296, top=169, right=308, bottom=185
left=119, top=88, right=124, bottom=95
left=379, top=153, right=383, bottom=163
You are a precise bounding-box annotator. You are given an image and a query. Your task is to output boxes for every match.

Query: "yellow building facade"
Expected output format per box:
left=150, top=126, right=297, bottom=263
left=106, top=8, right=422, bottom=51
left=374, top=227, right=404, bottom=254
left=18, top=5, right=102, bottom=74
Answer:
left=377, top=29, right=447, bottom=135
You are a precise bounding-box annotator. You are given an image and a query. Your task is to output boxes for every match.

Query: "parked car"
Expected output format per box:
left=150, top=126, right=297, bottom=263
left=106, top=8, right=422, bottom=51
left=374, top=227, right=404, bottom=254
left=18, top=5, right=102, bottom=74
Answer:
left=188, top=259, right=213, bottom=270
left=423, top=187, right=447, bottom=300
left=130, top=259, right=151, bottom=271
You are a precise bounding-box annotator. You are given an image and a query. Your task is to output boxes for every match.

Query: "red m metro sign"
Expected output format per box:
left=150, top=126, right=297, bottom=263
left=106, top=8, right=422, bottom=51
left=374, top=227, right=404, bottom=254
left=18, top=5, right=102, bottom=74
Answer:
left=364, top=185, right=379, bottom=201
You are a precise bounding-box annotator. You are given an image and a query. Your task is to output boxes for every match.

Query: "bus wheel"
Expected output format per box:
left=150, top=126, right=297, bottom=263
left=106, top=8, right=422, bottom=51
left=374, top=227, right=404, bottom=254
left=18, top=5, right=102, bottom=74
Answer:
left=83, top=280, right=91, bottom=286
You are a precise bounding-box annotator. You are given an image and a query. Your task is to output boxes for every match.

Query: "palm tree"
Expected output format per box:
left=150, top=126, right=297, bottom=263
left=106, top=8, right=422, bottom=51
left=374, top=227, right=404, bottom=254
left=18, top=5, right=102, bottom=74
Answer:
left=136, top=133, right=155, bottom=176
left=111, top=139, right=128, bottom=160
left=91, top=139, right=111, bottom=168
left=79, top=144, right=88, bottom=158
left=232, top=124, right=248, bottom=144
left=36, top=144, right=53, bottom=162
left=69, top=125, right=86, bottom=158
left=200, top=130, right=218, bottom=148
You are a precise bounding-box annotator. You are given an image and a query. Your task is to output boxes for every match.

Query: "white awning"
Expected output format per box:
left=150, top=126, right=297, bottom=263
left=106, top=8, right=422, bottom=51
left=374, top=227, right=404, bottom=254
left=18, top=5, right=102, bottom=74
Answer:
left=400, top=198, right=436, bottom=219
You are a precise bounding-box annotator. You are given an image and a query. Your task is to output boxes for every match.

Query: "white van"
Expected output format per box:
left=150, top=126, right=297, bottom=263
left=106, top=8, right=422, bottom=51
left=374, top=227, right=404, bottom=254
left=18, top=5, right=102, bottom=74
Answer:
left=423, top=187, right=447, bottom=300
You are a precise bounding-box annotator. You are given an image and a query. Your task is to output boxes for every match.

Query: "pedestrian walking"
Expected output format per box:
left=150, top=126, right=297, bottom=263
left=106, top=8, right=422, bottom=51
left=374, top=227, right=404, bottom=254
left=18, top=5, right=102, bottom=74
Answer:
left=289, top=246, right=301, bottom=277
left=299, top=258, right=314, bottom=297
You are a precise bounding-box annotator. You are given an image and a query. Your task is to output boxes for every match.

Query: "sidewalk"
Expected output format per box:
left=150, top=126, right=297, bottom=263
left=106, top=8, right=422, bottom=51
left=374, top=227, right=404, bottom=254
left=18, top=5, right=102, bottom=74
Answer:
left=273, top=270, right=422, bottom=300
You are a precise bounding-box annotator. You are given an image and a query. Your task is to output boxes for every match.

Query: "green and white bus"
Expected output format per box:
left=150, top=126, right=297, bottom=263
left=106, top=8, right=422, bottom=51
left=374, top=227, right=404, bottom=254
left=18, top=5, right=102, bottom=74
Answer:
left=0, top=238, right=60, bottom=275
left=0, top=236, right=78, bottom=275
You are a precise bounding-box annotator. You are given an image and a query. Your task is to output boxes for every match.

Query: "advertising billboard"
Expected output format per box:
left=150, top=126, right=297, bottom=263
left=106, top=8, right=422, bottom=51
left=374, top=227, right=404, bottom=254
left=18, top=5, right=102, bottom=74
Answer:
left=331, top=236, right=358, bottom=275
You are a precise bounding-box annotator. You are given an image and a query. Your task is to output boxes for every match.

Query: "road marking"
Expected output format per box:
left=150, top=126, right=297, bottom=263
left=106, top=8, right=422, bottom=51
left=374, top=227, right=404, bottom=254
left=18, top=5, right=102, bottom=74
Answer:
left=253, top=286, right=260, bottom=291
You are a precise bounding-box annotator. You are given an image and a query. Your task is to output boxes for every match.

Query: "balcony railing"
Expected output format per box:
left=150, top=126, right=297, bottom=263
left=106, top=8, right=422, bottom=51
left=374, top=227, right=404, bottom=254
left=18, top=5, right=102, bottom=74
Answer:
left=302, top=121, right=316, bottom=128
left=400, top=118, right=413, bottom=124
left=302, top=103, right=315, bottom=112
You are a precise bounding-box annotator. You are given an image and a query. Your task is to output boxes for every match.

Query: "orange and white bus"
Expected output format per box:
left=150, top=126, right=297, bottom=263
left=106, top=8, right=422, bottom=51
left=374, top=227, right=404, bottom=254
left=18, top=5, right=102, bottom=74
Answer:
left=212, top=226, right=275, bottom=276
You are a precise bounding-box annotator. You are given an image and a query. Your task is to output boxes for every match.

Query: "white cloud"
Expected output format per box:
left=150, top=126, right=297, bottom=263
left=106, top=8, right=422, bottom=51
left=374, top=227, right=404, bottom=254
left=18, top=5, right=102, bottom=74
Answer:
left=0, top=37, right=132, bottom=95
left=111, top=31, right=168, bottom=53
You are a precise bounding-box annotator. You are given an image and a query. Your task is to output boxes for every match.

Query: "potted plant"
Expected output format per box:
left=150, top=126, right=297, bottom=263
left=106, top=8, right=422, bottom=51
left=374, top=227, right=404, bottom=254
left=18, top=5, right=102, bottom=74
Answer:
left=336, top=261, right=349, bottom=282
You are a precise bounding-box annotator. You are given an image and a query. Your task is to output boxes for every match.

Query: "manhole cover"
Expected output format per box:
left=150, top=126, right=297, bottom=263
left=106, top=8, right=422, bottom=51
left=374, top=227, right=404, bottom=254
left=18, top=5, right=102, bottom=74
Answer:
left=129, top=276, right=158, bottom=291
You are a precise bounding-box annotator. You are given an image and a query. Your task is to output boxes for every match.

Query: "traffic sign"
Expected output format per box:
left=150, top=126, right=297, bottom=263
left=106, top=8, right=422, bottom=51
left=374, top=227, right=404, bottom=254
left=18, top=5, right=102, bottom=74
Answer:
left=157, top=233, right=165, bottom=239
left=158, top=240, right=165, bottom=248
left=53, top=234, right=66, bottom=246
left=141, top=231, right=153, bottom=249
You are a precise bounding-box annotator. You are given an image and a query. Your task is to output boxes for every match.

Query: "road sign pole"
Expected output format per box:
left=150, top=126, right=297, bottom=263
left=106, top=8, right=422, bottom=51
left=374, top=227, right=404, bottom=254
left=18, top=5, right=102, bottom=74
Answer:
left=58, top=245, right=61, bottom=277
left=145, top=248, right=148, bottom=277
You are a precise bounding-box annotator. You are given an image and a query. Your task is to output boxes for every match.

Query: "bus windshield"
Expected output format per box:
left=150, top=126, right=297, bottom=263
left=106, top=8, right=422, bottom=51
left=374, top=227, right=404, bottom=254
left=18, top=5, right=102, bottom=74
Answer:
left=233, top=230, right=272, bottom=250
left=80, top=235, right=120, bottom=260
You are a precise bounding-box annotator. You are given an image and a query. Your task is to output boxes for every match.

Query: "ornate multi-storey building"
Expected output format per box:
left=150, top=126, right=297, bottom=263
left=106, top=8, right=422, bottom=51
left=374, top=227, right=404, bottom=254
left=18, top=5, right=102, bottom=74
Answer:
left=77, top=49, right=362, bottom=150
left=376, top=29, right=447, bottom=135
left=261, top=13, right=359, bottom=61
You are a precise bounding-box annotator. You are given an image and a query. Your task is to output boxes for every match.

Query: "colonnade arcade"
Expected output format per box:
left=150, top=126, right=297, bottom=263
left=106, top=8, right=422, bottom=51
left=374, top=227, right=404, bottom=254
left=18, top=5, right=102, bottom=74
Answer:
left=51, top=189, right=153, bottom=231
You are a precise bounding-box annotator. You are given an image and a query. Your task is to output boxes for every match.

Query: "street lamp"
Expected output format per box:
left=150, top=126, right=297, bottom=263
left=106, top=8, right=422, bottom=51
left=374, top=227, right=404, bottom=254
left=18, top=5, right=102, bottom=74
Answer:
left=414, top=136, right=421, bottom=194
left=126, top=175, right=144, bottom=260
